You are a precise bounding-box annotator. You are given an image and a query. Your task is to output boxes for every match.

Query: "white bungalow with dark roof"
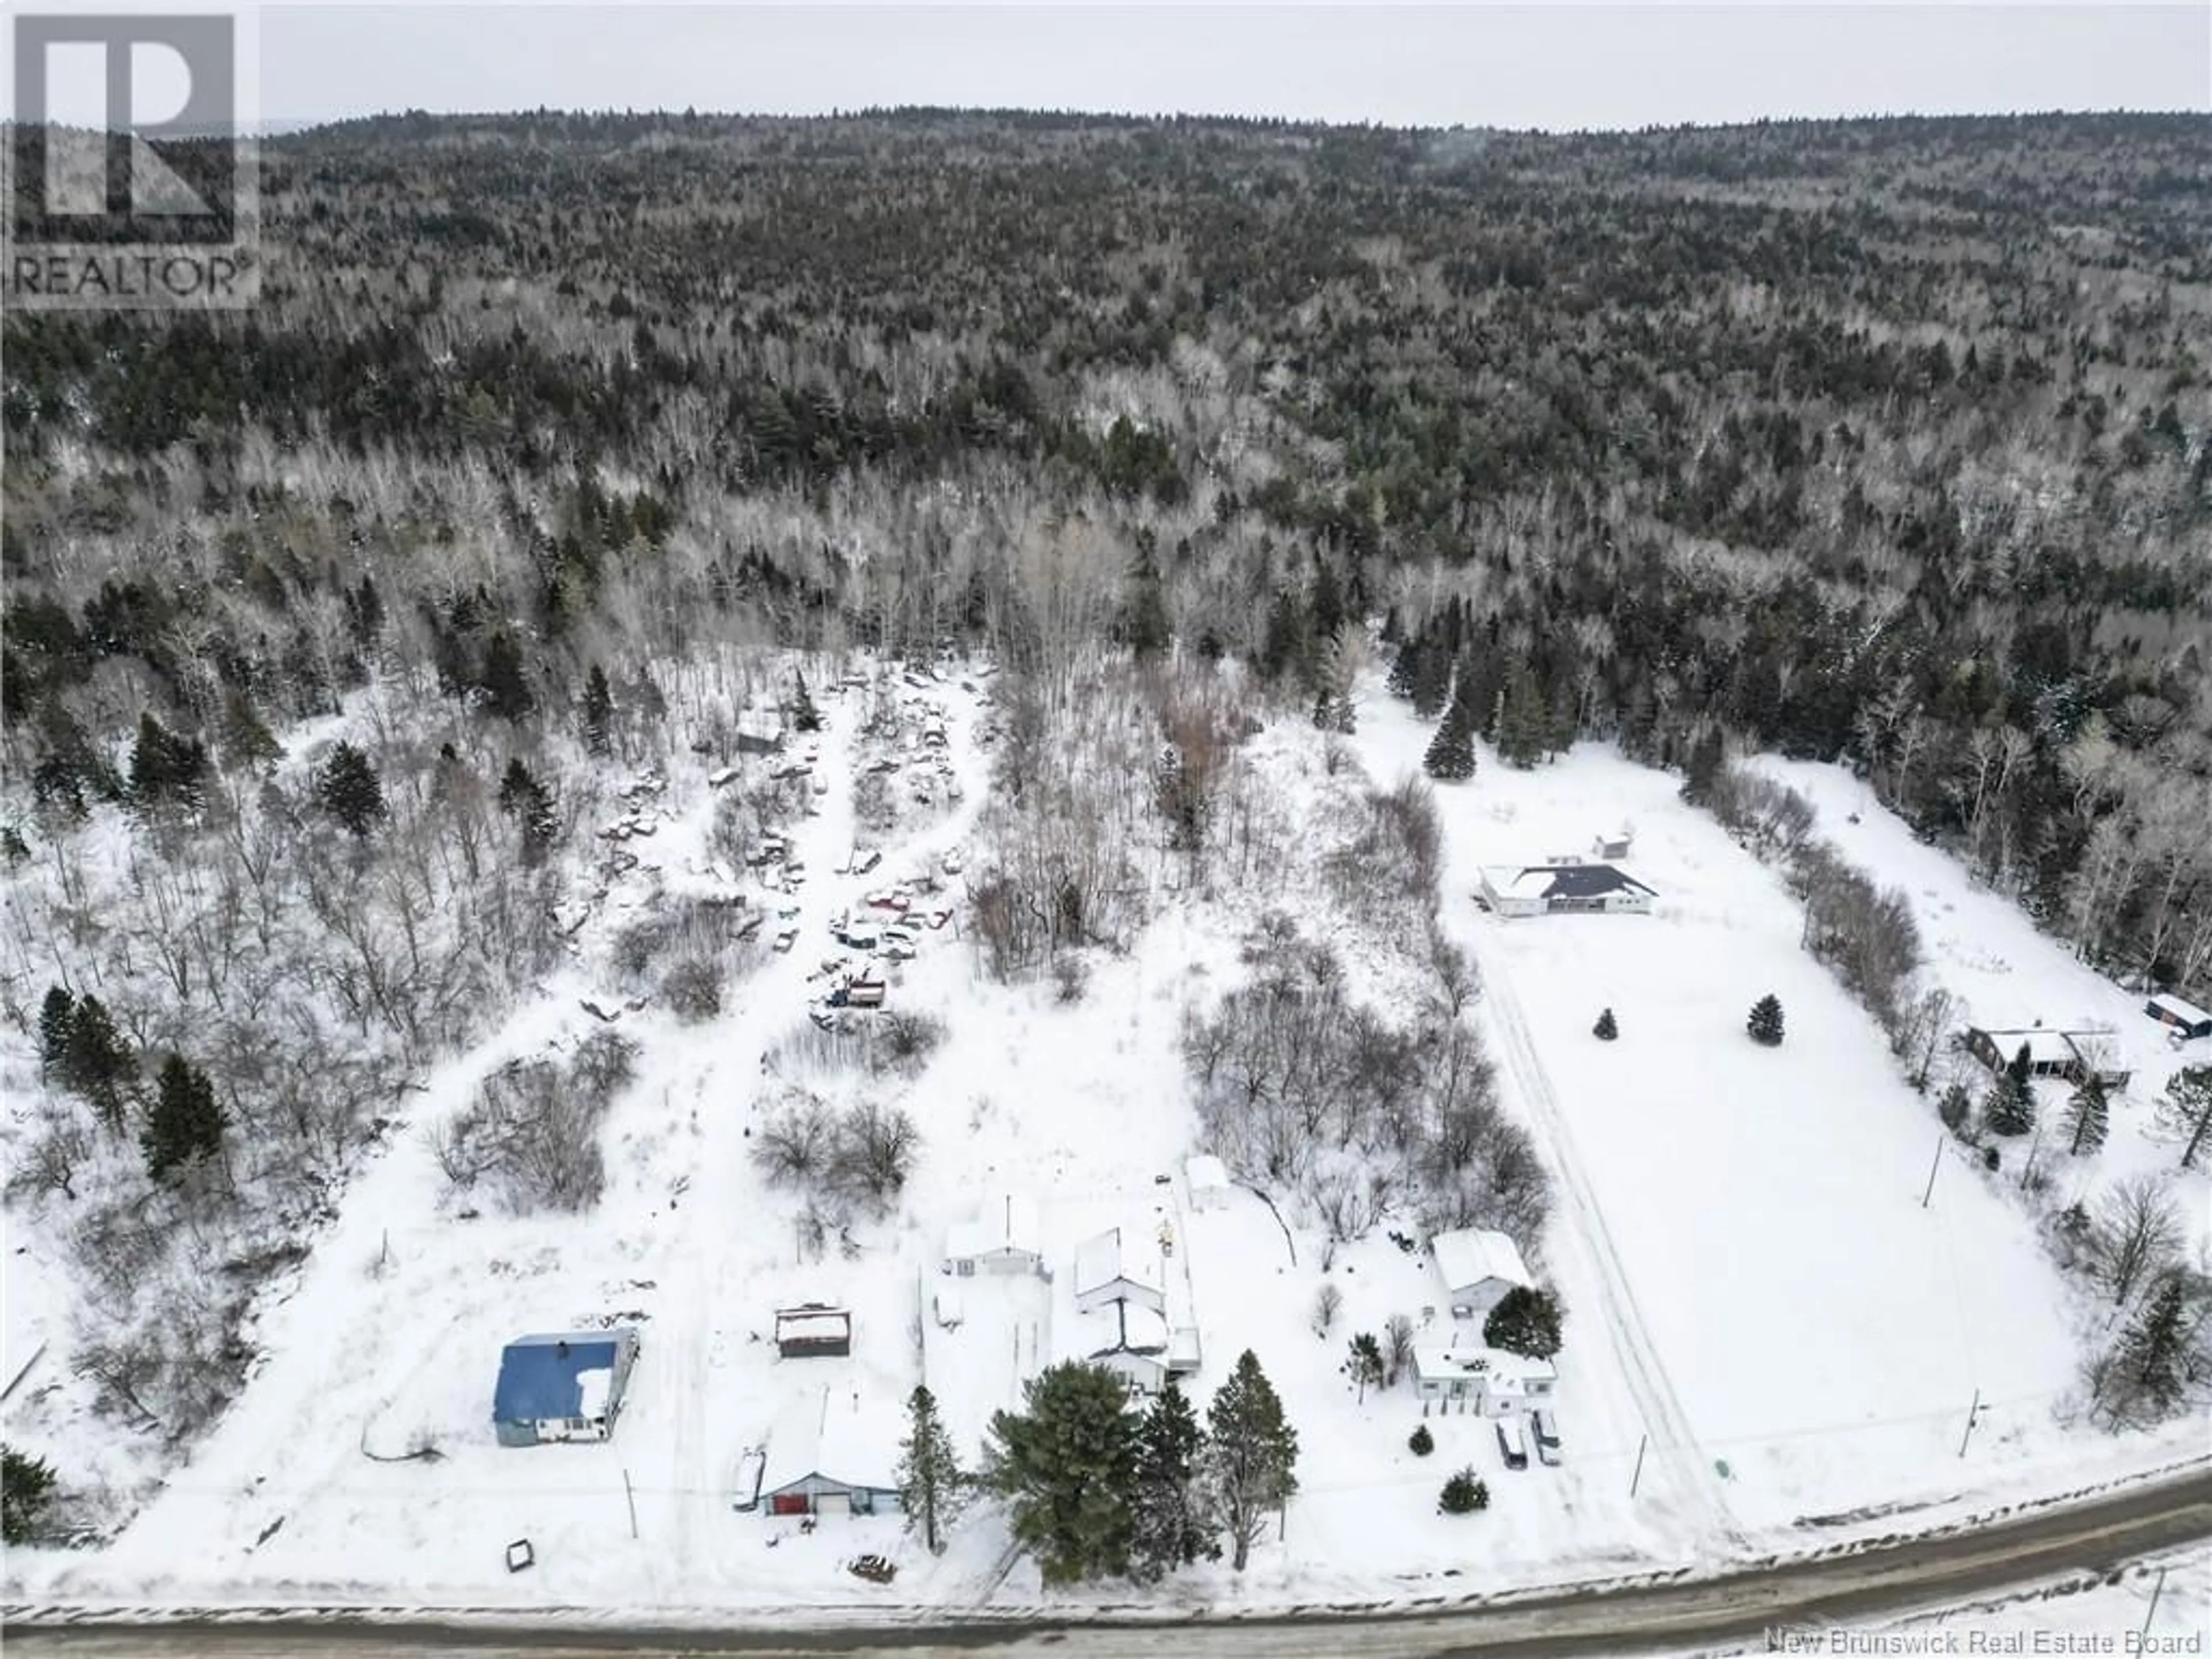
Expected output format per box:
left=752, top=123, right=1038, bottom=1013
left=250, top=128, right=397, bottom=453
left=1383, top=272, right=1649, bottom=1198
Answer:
left=1430, top=1227, right=1533, bottom=1323
left=1478, top=862, right=1656, bottom=917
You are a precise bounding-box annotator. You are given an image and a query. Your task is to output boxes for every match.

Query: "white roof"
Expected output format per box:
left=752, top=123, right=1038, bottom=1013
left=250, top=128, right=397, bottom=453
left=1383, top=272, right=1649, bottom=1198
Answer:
left=760, top=1382, right=903, bottom=1497
left=1981, top=1028, right=2080, bottom=1067
left=1185, top=1154, right=1230, bottom=1191
left=1074, top=1226, right=1164, bottom=1298
left=2149, top=992, right=2211, bottom=1026
left=774, top=1308, right=850, bottom=1343
left=946, top=1193, right=1040, bottom=1261
left=1431, top=1228, right=1532, bottom=1298
left=1413, top=1344, right=1556, bottom=1388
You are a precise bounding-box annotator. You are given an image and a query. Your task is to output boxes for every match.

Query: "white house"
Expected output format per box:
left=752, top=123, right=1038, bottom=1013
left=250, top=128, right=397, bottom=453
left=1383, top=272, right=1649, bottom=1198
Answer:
left=1074, top=1226, right=1167, bottom=1317
left=1477, top=862, right=1656, bottom=918
left=751, top=1384, right=903, bottom=1518
left=1075, top=1301, right=1171, bottom=1397
left=1413, top=1345, right=1558, bottom=1418
left=944, top=1194, right=1044, bottom=1277
left=1430, top=1228, right=1533, bottom=1322
left=1184, top=1154, right=1232, bottom=1212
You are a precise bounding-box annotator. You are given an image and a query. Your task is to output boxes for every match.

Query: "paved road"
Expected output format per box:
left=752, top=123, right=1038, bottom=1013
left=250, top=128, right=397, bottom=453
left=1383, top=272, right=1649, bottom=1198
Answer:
left=10, top=1464, right=2210, bottom=1658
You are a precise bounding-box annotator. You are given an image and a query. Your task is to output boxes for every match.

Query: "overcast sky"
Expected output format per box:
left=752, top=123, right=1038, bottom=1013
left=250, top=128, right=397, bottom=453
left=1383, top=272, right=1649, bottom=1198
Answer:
left=257, top=3, right=2209, bottom=131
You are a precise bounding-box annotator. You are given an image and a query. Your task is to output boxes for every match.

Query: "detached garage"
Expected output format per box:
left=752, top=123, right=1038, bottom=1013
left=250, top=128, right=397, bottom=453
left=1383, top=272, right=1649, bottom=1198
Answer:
left=2145, top=993, right=2212, bottom=1043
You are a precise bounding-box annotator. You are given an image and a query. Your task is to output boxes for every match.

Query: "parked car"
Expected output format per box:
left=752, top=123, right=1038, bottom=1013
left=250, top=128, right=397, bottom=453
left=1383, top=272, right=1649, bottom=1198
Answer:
left=1532, top=1409, right=1562, bottom=1466
left=1495, top=1419, right=1529, bottom=1471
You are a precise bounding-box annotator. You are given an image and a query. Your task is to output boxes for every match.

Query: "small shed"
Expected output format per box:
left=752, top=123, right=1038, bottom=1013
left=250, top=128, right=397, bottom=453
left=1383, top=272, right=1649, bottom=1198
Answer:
left=1074, top=1226, right=1166, bottom=1317
left=1430, top=1228, right=1533, bottom=1323
left=1592, top=827, right=1634, bottom=860
left=736, top=711, right=787, bottom=756
left=755, top=1384, right=904, bottom=1518
left=2145, top=993, right=2212, bottom=1043
left=1185, top=1154, right=1232, bottom=1213
left=492, top=1329, right=641, bottom=1447
left=944, top=1193, right=1043, bottom=1277
left=774, top=1305, right=853, bottom=1359
left=1478, top=862, right=1656, bottom=918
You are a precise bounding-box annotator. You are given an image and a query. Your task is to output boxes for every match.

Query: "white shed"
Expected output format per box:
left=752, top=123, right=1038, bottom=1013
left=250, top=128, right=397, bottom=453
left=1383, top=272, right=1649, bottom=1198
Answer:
left=944, top=1193, right=1043, bottom=1277
left=1430, top=1228, right=1533, bottom=1322
left=1184, top=1154, right=1232, bottom=1212
left=1413, top=1345, right=1558, bottom=1418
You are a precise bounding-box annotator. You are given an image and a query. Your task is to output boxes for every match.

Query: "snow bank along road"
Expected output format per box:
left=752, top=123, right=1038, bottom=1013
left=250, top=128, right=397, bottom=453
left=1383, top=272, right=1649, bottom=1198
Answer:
left=9, top=1463, right=2211, bottom=1658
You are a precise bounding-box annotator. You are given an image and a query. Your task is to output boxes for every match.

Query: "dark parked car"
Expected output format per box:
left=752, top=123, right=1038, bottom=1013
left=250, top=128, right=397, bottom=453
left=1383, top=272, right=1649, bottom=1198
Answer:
left=1495, top=1419, right=1529, bottom=1471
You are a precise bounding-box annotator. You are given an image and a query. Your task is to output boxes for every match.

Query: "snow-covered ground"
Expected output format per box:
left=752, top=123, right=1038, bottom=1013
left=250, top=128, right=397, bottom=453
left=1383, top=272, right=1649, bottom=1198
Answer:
left=5, top=665, right=2206, bottom=1616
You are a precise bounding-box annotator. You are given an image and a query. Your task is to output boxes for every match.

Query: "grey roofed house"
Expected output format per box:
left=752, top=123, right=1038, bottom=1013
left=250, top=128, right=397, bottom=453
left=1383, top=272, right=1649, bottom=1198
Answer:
left=1430, top=1228, right=1533, bottom=1321
left=1477, top=862, right=1657, bottom=917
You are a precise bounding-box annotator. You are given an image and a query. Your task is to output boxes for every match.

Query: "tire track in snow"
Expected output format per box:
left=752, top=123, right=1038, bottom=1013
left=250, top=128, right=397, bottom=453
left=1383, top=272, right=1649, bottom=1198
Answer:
left=1468, top=929, right=1748, bottom=1558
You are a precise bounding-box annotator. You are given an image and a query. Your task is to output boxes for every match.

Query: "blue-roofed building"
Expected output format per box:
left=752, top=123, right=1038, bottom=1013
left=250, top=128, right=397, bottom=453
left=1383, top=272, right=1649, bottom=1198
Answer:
left=493, top=1329, right=641, bottom=1447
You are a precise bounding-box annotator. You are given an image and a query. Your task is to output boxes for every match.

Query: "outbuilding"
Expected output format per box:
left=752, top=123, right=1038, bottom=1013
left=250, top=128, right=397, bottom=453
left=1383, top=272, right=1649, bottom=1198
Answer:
left=944, top=1193, right=1044, bottom=1277
left=1184, top=1154, right=1232, bottom=1212
left=2145, top=993, right=2212, bottom=1043
left=1430, top=1228, right=1533, bottom=1323
left=1074, top=1225, right=1167, bottom=1317
left=774, top=1305, right=853, bottom=1359
left=492, top=1329, right=641, bottom=1447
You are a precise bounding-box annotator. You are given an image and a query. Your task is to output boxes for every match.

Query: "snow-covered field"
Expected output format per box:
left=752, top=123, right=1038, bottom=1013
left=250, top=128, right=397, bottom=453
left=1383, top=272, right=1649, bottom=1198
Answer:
left=5, top=665, right=2206, bottom=1616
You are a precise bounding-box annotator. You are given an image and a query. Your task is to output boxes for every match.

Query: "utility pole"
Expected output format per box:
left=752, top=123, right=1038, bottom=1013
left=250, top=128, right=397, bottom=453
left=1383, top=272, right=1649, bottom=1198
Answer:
left=623, top=1467, right=639, bottom=1540
left=2138, top=1565, right=2168, bottom=1644
left=1629, top=1433, right=1649, bottom=1498
left=1957, top=1389, right=1983, bottom=1459
left=1922, top=1135, right=1944, bottom=1209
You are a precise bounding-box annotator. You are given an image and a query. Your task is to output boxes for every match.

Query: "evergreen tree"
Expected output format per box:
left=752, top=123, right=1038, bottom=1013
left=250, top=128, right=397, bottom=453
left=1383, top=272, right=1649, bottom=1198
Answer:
left=2155, top=1066, right=2212, bottom=1169
left=480, top=631, right=534, bottom=720
left=1345, top=1332, right=1384, bottom=1404
left=217, top=688, right=282, bottom=767
left=498, top=758, right=558, bottom=867
left=1986, top=1044, right=2036, bottom=1136
left=896, top=1384, right=967, bottom=1555
left=316, top=741, right=387, bottom=838
left=2100, top=1274, right=2192, bottom=1422
left=1747, top=994, right=1786, bottom=1047
left=143, top=1052, right=225, bottom=1183
left=1483, top=1285, right=1564, bottom=1359
left=1681, top=725, right=1727, bottom=805
left=1407, top=1423, right=1434, bottom=1456
left=986, top=1362, right=1140, bottom=1585
left=1495, top=667, right=1549, bottom=768
left=1309, top=561, right=1345, bottom=649
left=1130, top=1378, right=1216, bottom=1583
left=1438, top=1467, right=1489, bottom=1514
left=1120, top=546, right=1172, bottom=662
left=1593, top=1007, right=1618, bottom=1041
left=129, top=711, right=206, bottom=808
left=1258, top=588, right=1309, bottom=684
left=1203, top=1350, right=1298, bottom=1573
left=60, top=994, right=131, bottom=1132
left=1423, top=706, right=1476, bottom=783
left=1938, top=1081, right=1974, bottom=1135
left=1, top=1445, right=57, bottom=1545
left=1386, top=639, right=1420, bottom=700
left=38, top=985, right=75, bottom=1079
left=2063, top=1076, right=2110, bottom=1156
left=1410, top=638, right=1452, bottom=719
left=581, top=664, right=615, bottom=755
left=789, top=671, right=823, bottom=734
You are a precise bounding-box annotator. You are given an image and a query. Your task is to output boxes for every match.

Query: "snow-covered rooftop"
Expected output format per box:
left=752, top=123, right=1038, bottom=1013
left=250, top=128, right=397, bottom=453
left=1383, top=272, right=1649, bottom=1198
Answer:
left=1185, top=1153, right=1230, bottom=1192
left=2149, top=991, right=2211, bottom=1028
left=759, top=1381, right=903, bottom=1498
left=1412, top=1344, right=1556, bottom=1388
left=1430, top=1228, right=1532, bottom=1297
left=1480, top=862, right=1656, bottom=902
left=945, top=1192, right=1041, bottom=1263
left=1073, top=1226, right=1165, bottom=1299
left=1978, top=1028, right=2082, bottom=1068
